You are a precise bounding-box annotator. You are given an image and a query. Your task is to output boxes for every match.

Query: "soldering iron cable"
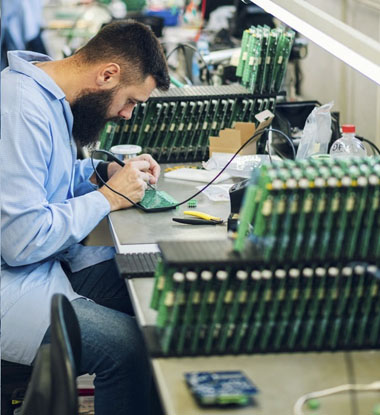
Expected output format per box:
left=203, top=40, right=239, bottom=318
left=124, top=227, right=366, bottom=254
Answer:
left=90, top=127, right=296, bottom=212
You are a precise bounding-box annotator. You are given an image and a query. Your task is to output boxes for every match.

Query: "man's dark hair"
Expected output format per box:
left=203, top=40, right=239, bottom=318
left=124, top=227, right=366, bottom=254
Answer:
left=76, top=20, right=170, bottom=90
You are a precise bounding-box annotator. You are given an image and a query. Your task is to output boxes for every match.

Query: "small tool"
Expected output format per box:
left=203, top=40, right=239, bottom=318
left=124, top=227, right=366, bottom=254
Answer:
left=146, top=182, right=157, bottom=191
left=172, top=210, right=224, bottom=225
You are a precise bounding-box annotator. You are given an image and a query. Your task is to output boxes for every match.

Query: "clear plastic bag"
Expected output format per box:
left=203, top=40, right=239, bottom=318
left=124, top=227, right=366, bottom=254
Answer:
left=203, top=153, right=276, bottom=178
left=296, top=101, right=334, bottom=160
left=196, top=184, right=233, bottom=202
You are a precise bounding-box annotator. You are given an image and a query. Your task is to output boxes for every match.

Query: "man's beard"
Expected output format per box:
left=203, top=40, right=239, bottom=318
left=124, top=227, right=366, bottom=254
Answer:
left=70, top=88, right=119, bottom=147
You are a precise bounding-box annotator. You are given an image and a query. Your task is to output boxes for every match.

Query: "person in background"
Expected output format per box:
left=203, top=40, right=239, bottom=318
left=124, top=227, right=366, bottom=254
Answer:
left=1, top=0, right=47, bottom=70
left=1, top=20, right=170, bottom=415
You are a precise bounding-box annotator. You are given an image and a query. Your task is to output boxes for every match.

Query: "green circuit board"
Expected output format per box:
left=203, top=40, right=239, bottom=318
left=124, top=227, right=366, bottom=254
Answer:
left=139, top=189, right=178, bottom=211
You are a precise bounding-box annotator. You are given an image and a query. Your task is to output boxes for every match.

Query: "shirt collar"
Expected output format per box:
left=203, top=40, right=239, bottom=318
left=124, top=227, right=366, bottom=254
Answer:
left=7, top=51, right=66, bottom=101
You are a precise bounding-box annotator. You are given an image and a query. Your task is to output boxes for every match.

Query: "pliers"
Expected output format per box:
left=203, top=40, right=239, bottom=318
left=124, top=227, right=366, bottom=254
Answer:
left=172, top=210, right=224, bottom=225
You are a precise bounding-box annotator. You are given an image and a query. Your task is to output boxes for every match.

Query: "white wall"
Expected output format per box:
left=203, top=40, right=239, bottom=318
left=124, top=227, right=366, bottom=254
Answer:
left=300, top=0, right=380, bottom=146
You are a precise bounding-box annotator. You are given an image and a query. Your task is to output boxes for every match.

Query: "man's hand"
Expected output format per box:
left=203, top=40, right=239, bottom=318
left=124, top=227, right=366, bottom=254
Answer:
left=107, top=154, right=160, bottom=183
left=107, top=161, right=122, bottom=179
left=127, top=154, right=160, bottom=184
left=98, top=155, right=160, bottom=211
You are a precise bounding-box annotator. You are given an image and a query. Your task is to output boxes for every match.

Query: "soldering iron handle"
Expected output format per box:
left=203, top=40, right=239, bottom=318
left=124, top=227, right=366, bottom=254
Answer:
left=108, top=154, right=126, bottom=168
left=94, top=148, right=126, bottom=167
left=102, top=150, right=157, bottom=190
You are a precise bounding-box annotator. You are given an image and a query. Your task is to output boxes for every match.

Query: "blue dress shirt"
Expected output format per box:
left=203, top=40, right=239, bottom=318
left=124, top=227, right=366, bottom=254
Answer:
left=1, top=51, right=115, bottom=365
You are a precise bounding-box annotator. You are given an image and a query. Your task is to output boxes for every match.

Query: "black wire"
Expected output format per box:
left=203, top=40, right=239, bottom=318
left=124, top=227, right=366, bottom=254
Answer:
left=267, top=148, right=272, bottom=164
left=344, top=352, right=359, bottom=415
left=356, top=136, right=380, bottom=156
left=90, top=153, right=142, bottom=208
left=92, top=128, right=264, bottom=211
left=364, top=138, right=380, bottom=155
left=91, top=127, right=295, bottom=212
left=166, top=43, right=212, bottom=86
left=91, top=128, right=264, bottom=211
left=268, top=127, right=297, bottom=160
left=271, top=146, right=290, bottom=160
left=167, top=127, right=267, bottom=205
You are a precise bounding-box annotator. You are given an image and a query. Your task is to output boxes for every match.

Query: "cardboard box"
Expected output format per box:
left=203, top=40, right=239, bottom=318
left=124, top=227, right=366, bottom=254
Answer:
left=209, top=110, right=274, bottom=157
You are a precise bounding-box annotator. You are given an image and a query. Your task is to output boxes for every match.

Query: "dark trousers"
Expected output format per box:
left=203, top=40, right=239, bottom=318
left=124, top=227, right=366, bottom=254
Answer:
left=60, top=258, right=134, bottom=315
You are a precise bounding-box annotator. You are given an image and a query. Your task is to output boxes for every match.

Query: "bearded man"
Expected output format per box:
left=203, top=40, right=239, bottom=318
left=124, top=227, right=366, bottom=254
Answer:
left=1, top=20, right=170, bottom=415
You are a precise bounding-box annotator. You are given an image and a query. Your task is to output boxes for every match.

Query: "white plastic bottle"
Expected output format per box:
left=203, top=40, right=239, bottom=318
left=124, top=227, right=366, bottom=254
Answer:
left=329, top=124, right=367, bottom=159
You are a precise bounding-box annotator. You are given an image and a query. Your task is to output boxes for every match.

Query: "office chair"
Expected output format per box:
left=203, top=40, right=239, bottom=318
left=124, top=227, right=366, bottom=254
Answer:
left=20, top=294, right=82, bottom=415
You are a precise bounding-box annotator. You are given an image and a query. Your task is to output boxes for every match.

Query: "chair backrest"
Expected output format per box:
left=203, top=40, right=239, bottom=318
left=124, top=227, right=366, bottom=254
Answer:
left=19, top=346, right=52, bottom=415
left=20, top=294, right=81, bottom=415
left=50, top=294, right=81, bottom=378
left=50, top=294, right=81, bottom=415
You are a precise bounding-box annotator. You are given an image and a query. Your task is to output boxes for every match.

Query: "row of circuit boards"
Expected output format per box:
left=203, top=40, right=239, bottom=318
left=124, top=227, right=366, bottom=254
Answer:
left=98, top=85, right=277, bottom=163
left=236, top=25, right=295, bottom=94
left=149, top=156, right=380, bottom=356
left=150, top=240, right=379, bottom=356
left=235, top=156, right=380, bottom=261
